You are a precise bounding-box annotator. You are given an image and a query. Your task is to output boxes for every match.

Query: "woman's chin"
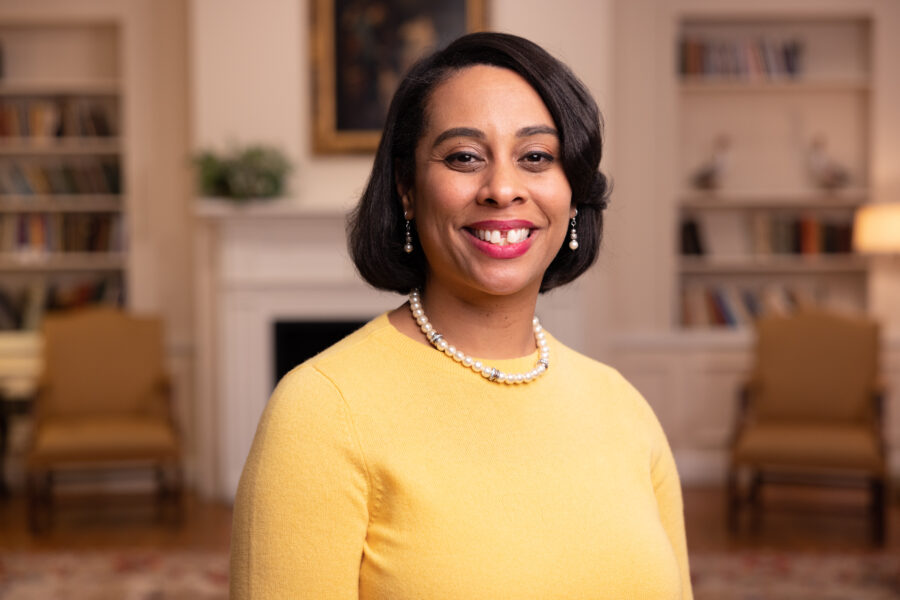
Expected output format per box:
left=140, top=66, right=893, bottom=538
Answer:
left=467, top=271, right=544, bottom=298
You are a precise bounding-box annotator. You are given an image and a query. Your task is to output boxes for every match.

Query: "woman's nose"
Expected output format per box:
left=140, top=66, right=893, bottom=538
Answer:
left=476, top=161, right=525, bottom=207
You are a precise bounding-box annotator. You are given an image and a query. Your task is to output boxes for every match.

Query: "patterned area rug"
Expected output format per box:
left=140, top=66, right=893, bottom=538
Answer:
left=692, top=552, right=900, bottom=600
left=2, top=550, right=899, bottom=598
left=0, top=551, right=228, bottom=600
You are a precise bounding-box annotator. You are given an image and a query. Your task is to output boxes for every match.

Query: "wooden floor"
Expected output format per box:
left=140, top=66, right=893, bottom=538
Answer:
left=685, top=484, right=900, bottom=554
left=0, top=492, right=232, bottom=552
left=0, top=485, right=897, bottom=554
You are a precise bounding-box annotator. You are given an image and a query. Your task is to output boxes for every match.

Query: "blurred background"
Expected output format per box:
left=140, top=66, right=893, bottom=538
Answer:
left=0, top=0, right=899, bottom=597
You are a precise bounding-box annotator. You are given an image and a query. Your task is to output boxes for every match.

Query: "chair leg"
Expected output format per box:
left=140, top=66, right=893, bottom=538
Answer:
left=27, top=469, right=52, bottom=534
left=170, top=463, right=184, bottom=527
left=726, top=467, right=741, bottom=533
left=155, top=462, right=184, bottom=527
left=748, top=471, right=763, bottom=533
left=871, top=477, right=886, bottom=546
left=26, top=470, right=40, bottom=533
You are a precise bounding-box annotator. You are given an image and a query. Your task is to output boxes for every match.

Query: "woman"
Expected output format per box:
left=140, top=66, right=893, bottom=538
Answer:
left=231, top=32, right=692, bottom=599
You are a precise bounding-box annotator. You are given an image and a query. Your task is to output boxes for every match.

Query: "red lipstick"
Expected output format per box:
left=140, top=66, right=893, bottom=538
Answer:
left=466, top=219, right=535, bottom=231
left=464, top=219, right=537, bottom=259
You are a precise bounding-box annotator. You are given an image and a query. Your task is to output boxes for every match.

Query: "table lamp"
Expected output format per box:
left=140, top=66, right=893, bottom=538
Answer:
left=854, top=203, right=900, bottom=254
left=854, top=202, right=900, bottom=333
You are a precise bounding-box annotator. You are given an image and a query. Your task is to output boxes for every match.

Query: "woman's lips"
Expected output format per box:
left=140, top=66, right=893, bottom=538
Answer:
left=464, top=220, right=536, bottom=259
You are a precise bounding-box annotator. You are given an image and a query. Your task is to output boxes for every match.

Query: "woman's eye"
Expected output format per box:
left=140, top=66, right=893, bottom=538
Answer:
left=521, top=152, right=555, bottom=168
left=444, top=152, right=482, bottom=169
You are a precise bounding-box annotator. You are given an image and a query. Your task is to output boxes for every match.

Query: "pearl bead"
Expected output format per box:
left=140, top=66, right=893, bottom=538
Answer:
left=406, top=288, right=549, bottom=385
left=569, top=239, right=579, bottom=250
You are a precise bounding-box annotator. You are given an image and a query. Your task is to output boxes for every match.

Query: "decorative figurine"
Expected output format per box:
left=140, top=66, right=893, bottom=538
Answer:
left=691, top=134, right=731, bottom=190
left=806, top=134, right=850, bottom=190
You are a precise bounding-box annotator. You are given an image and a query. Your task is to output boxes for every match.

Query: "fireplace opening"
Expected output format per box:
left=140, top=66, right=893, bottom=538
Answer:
left=273, top=320, right=368, bottom=386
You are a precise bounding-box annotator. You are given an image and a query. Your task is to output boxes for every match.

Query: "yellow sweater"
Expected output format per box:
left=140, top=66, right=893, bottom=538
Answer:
left=231, top=313, right=692, bottom=599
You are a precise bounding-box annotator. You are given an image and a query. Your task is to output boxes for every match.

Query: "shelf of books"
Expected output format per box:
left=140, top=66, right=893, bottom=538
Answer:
left=676, top=16, right=871, bottom=330
left=0, top=21, right=126, bottom=332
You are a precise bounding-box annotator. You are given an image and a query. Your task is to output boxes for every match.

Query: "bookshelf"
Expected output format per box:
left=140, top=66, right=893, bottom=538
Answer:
left=0, top=21, right=125, bottom=331
left=675, top=16, right=872, bottom=329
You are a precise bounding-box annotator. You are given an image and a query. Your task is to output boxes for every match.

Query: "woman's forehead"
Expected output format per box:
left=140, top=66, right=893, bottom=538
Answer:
left=421, top=65, right=554, bottom=141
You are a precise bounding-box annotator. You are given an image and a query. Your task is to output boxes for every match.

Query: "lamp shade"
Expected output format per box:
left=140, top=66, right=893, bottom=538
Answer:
left=853, top=203, right=900, bottom=254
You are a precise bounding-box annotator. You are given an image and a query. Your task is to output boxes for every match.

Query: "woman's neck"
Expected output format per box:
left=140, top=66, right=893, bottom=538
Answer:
left=388, top=281, right=540, bottom=359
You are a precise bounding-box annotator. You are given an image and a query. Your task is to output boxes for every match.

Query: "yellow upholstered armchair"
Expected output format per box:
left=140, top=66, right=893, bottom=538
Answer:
left=726, top=309, right=886, bottom=543
left=25, top=307, right=182, bottom=531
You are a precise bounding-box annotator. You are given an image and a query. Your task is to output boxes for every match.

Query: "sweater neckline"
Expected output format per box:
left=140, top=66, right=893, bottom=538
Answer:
left=372, top=312, right=546, bottom=375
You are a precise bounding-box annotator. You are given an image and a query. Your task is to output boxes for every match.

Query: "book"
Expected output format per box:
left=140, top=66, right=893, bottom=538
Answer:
left=20, top=280, right=47, bottom=331
left=699, top=213, right=751, bottom=257
left=680, top=218, right=705, bottom=255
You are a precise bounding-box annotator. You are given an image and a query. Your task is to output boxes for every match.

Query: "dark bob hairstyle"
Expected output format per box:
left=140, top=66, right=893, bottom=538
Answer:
left=348, top=31, right=610, bottom=294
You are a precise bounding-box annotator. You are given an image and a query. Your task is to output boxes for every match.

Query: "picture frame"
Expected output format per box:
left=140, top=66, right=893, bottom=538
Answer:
left=312, top=0, right=487, bottom=153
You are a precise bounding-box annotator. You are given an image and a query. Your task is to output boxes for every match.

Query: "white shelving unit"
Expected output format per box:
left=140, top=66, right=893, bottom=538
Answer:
left=0, top=20, right=126, bottom=330
left=676, top=16, right=873, bottom=329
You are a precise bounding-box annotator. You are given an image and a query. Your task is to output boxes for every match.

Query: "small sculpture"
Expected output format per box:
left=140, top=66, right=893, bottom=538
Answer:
left=806, top=134, right=849, bottom=190
left=691, top=134, right=731, bottom=190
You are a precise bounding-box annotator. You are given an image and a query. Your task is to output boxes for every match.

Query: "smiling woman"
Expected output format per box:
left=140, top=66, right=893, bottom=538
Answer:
left=231, top=32, right=694, bottom=600
left=402, top=64, right=574, bottom=307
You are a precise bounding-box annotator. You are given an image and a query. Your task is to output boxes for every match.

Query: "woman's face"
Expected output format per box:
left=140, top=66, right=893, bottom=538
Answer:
left=403, top=64, right=573, bottom=301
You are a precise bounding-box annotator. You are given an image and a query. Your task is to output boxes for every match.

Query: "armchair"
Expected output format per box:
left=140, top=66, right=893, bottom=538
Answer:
left=726, top=309, right=886, bottom=544
left=25, top=307, right=182, bottom=531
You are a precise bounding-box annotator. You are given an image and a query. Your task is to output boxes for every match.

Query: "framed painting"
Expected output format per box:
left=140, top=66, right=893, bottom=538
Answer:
left=312, top=0, right=487, bottom=153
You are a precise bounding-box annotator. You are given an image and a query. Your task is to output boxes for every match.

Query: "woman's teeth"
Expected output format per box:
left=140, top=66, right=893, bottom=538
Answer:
left=474, top=228, right=530, bottom=245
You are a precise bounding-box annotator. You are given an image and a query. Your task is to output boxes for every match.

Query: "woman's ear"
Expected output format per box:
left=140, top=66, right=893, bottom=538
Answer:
left=400, top=191, right=414, bottom=220
left=396, top=175, right=414, bottom=219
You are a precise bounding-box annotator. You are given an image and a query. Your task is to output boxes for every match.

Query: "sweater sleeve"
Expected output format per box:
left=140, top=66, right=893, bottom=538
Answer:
left=651, top=424, right=693, bottom=600
left=230, top=366, right=371, bottom=599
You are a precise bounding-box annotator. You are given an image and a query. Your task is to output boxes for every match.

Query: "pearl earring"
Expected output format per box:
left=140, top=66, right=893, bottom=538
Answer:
left=568, top=209, right=579, bottom=251
left=404, top=214, right=414, bottom=254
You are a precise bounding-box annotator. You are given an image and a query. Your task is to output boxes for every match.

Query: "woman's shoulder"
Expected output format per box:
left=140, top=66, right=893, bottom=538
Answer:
left=552, top=339, right=631, bottom=386
left=552, top=338, right=660, bottom=423
left=282, top=313, right=399, bottom=372
left=275, top=312, right=409, bottom=392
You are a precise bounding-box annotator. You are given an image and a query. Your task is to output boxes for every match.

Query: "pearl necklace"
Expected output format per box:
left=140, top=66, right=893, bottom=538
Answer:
left=408, top=289, right=550, bottom=384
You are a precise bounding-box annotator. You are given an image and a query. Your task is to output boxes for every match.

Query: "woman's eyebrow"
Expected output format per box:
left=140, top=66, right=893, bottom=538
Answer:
left=517, top=125, right=558, bottom=138
left=431, top=125, right=558, bottom=148
left=432, top=127, right=484, bottom=147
